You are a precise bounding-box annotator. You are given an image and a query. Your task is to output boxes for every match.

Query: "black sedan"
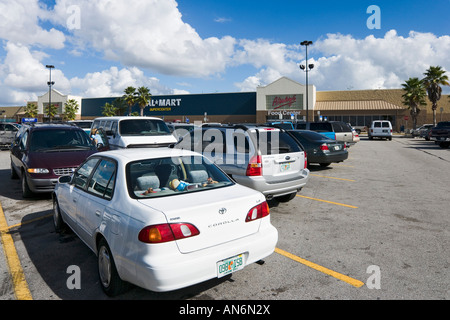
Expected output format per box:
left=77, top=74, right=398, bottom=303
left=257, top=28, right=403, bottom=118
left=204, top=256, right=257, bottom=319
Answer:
left=288, top=130, right=348, bottom=167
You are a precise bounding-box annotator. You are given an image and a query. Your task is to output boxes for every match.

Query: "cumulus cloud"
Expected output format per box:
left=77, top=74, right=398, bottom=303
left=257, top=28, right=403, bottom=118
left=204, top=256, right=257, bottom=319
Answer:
left=49, top=0, right=236, bottom=77
left=234, top=30, right=450, bottom=92
left=70, top=66, right=182, bottom=97
left=0, top=42, right=70, bottom=105
left=1, top=0, right=449, bottom=106
left=0, top=0, right=65, bottom=49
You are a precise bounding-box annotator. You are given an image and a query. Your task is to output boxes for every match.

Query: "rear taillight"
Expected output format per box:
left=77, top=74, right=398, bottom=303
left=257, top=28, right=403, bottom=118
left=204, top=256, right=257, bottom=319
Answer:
left=245, top=202, right=270, bottom=222
left=319, top=144, right=329, bottom=152
left=304, top=151, right=308, bottom=169
left=246, top=155, right=262, bottom=176
left=138, top=223, right=200, bottom=243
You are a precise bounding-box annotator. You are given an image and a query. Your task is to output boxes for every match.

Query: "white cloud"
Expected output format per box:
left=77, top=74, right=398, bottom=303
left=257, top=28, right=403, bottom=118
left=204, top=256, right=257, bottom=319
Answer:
left=0, top=42, right=70, bottom=105
left=235, top=30, right=450, bottom=92
left=49, top=0, right=236, bottom=77
left=69, top=66, right=185, bottom=98
left=0, top=0, right=65, bottom=49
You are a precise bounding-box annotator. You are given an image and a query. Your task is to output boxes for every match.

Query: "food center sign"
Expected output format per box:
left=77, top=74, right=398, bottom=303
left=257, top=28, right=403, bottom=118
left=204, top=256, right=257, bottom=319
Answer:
left=266, top=94, right=303, bottom=116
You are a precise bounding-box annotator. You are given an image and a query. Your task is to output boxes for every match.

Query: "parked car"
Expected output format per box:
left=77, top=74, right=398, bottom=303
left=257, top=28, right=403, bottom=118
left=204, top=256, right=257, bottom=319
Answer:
left=92, top=116, right=177, bottom=149
left=412, top=124, right=433, bottom=139
left=368, top=120, right=393, bottom=140
left=166, top=122, right=196, bottom=140
left=10, top=122, right=105, bottom=198
left=175, top=124, right=310, bottom=202
left=288, top=130, right=348, bottom=167
left=52, top=148, right=278, bottom=295
left=294, top=121, right=336, bottom=140
left=430, top=121, right=450, bottom=148
left=0, top=122, right=20, bottom=150
left=265, top=121, right=295, bottom=130
left=295, top=121, right=357, bottom=145
left=68, top=120, right=94, bottom=134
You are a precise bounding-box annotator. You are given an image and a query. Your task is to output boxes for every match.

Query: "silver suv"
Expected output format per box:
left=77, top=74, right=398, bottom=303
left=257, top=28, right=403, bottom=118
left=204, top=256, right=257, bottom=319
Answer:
left=175, top=124, right=309, bottom=202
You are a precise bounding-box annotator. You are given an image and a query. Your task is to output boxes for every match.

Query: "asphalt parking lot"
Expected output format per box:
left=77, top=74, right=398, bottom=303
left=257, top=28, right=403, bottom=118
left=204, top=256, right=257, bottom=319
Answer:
left=1, top=135, right=449, bottom=301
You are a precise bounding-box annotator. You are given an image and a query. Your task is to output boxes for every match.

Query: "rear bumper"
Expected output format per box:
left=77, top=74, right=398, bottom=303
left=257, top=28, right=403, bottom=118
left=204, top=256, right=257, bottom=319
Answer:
left=308, top=151, right=348, bottom=164
left=130, top=222, right=278, bottom=292
left=233, top=168, right=310, bottom=198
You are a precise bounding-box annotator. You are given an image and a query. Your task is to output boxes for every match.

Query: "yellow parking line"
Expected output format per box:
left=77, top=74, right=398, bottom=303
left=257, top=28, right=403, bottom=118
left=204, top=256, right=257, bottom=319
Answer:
left=310, top=174, right=356, bottom=182
left=275, top=248, right=364, bottom=288
left=296, top=195, right=358, bottom=208
left=0, top=203, right=33, bottom=300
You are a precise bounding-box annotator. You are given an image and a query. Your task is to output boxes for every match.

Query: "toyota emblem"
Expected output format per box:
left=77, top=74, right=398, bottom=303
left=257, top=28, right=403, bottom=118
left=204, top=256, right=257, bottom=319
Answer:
left=218, top=208, right=227, bottom=215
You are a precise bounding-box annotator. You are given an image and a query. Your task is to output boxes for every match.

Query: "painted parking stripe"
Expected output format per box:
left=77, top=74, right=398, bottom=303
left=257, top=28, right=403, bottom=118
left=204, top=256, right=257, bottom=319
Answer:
left=310, top=174, right=356, bottom=182
left=0, top=203, right=33, bottom=300
left=275, top=248, right=364, bottom=288
left=296, top=195, right=358, bottom=208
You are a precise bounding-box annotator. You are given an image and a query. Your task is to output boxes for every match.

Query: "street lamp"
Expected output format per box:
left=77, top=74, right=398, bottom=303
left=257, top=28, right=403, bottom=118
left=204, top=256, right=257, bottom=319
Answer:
left=299, top=41, right=313, bottom=123
left=46, top=65, right=55, bottom=120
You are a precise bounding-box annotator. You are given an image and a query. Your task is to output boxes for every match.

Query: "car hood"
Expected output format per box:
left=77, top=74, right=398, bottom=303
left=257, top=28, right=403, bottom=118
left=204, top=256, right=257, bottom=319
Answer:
left=28, top=149, right=97, bottom=169
left=137, top=184, right=266, bottom=253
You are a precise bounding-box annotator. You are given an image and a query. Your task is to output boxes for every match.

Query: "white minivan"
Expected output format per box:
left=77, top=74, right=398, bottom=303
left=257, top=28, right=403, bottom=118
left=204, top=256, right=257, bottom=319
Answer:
left=368, top=120, right=393, bottom=140
left=92, top=116, right=177, bottom=149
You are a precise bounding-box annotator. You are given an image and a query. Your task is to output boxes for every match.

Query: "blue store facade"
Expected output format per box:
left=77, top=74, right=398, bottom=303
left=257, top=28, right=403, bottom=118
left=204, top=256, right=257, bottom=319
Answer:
left=81, top=92, right=257, bottom=124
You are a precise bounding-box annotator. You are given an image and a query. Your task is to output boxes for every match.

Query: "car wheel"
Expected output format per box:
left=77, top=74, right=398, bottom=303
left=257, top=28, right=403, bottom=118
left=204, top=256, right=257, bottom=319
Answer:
left=53, top=198, right=66, bottom=233
left=21, top=172, right=33, bottom=198
left=276, top=192, right=297, bottom=203
left=10, top=161, right=18, bottom=179
left=97, top=238, right=128, bottom=297
left=439, top=142, right=450, bottom=149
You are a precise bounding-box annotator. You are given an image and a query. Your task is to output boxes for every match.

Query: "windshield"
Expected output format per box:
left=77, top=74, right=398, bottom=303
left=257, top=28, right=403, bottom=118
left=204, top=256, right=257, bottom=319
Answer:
left=127, top=155, right=233, bottom=199
left=290, top=130, right=330, bottom=142
left=29, top=129, right=94, bottom=152
left=119, top=119, right=171, bottom=136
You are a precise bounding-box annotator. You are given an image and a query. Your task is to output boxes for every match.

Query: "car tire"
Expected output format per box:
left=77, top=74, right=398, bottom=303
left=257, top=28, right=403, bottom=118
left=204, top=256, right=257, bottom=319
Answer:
left=276, top=192, right=297, bottom=203
left=439, top=142, right=450, bottom=149
left=319, top=163, right=331, bottom=167
left=10, top=161, right=18, bottom=179
left=97, top=238, right=129, bottom=297
left=53, top=198, right=66, bottom=233
left=21, top=172, right=33, bottom=198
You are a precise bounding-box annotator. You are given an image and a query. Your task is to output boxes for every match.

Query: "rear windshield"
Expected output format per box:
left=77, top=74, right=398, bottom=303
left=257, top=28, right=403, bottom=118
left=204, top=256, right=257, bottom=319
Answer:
left=29, top=129, right=94, bottom=152
left=290, top=130, right=330, bottom=142
left=258, top=131, right=302, bottom=154
left=127, top=155, right=233, bottom=199
left=436, top=122, right=450, bottom=128
left=119, top=119, right=171, bottom=136
left=309, top=123, right=332, bottom=132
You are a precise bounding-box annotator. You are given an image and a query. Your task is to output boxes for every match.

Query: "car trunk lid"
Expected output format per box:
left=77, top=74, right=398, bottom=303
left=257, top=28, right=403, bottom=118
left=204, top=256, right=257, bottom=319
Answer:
left=138, top=186, right=264, bottom=253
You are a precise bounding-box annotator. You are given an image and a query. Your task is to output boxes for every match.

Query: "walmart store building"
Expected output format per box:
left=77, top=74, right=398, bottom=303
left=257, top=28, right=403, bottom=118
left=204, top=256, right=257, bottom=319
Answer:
left=41, top=77, right=449, bottom=132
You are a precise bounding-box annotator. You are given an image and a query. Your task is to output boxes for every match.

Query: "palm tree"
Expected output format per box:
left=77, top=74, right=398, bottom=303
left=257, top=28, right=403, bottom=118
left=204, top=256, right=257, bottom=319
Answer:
left=102, top=102, right=117, bottom=117
left=401, top=77, right=427, bottom=130
left=62, top=99, right=79, bottom=121
left=24, top=102, right=38, bottom=118
left=136, top=86, right=152, bottom=116
left=123, top=86, right=136, bottom=116
left=422, top=66, right=449, bottom=126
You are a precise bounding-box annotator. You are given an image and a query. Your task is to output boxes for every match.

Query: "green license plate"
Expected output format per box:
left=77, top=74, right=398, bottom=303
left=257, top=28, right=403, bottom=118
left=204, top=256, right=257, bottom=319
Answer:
left=280, top=162, right=291, bottom=172
left=217, top=254, right=244, bottom=278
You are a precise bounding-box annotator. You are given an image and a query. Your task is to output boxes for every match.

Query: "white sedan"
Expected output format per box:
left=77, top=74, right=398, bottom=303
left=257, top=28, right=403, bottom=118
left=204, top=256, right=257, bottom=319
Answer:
left=52, top=148, right=278, bottom=296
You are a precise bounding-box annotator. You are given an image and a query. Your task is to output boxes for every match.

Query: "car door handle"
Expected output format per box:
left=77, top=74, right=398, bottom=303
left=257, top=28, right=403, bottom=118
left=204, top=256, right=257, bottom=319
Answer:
left=95, top=210, right=101, bottom=217
left=73, top=198, right=77, bottom=203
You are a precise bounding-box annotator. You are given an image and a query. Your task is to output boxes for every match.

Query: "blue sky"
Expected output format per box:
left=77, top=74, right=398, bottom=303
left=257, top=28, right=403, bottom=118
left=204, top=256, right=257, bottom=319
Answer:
left=0, top=0, right=449, bottom=106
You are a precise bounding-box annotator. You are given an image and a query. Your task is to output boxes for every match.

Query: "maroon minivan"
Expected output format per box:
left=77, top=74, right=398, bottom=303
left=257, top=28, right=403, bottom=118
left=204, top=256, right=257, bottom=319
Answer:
left=10, top=122, right=107, bottom=198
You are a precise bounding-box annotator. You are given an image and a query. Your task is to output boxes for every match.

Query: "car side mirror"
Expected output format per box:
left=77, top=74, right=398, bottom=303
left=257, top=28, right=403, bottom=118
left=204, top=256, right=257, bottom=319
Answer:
left=58, top=175, right=72, bottom=184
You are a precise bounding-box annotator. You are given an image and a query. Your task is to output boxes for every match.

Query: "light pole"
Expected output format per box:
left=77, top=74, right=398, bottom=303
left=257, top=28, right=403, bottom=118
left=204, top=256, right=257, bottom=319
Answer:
left=299, top=41, right=313, bottom=123
left=46, top=65, right=55, bottom=121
